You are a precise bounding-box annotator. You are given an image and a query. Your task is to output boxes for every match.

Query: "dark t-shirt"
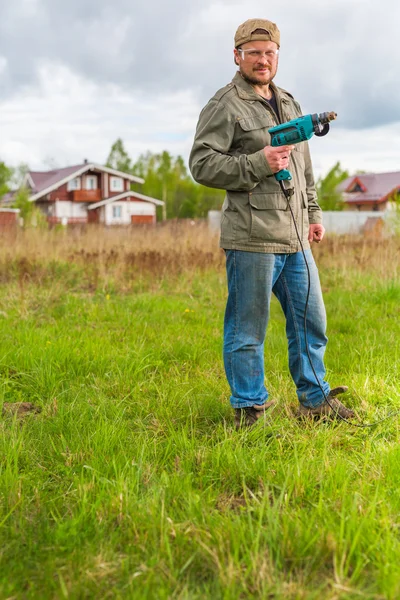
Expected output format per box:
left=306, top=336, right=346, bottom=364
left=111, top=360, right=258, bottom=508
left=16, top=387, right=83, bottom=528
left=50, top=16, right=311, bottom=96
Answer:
left=265, top=91, right=280, bottom=123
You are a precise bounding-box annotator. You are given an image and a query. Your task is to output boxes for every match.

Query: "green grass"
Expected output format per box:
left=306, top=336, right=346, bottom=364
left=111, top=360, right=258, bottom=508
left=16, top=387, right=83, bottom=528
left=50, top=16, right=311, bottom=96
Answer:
left=1, top=261, right=400, bottom=599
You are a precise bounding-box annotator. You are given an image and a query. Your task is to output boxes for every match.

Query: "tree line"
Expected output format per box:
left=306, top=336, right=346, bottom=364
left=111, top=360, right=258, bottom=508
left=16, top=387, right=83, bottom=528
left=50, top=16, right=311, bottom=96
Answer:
left=0, top=141, right=352, bottom=221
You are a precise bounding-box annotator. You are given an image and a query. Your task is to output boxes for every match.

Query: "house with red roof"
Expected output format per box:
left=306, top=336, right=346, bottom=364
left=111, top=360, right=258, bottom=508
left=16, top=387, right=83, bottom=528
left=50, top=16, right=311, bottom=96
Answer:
left=338, top=171, right=400, bottom=212
left=22, top=161, right=163, bottom=225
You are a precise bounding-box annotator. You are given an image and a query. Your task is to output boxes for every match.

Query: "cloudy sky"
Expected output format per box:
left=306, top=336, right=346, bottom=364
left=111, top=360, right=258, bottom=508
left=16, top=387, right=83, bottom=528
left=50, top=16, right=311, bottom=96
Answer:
left=0, top=0, right=399, bottom=178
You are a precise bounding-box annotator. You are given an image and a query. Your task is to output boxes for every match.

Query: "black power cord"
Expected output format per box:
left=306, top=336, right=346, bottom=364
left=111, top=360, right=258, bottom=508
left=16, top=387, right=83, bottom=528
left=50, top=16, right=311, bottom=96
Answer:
left=279, top=179, right=399, bottom=428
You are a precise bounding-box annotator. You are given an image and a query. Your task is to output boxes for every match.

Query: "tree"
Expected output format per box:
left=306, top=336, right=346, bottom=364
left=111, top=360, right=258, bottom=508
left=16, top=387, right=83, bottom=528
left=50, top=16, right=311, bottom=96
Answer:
left=13, top=187, right=34, bottom=225
left=106, top=139, right=132, bottom=173
left=131, top=149, right=224, bottom=219
left=0, top=161, right=13, bottom=201
left=196, top=185, right=225, bottom=217
left=316, top=162, right=349, bottom=211
left=13, top=186, right=46, bottom=228
left=158, top=151, right=172, bottom=221
left=132, top=150, right=193, bottom=219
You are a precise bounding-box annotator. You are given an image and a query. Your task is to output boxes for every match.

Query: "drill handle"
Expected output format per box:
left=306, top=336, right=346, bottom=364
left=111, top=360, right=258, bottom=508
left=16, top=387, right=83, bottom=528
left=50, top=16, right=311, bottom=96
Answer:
left=274, top=169, right=292, bottom=182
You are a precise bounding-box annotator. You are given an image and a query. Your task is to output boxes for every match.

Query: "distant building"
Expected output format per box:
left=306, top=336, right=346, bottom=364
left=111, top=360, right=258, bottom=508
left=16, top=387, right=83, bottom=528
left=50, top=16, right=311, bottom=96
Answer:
left=17, top=161, right=163, bottom=226
left=0, top=208, right=20, bottom=227
left=338, top=171, right=400, bottom=212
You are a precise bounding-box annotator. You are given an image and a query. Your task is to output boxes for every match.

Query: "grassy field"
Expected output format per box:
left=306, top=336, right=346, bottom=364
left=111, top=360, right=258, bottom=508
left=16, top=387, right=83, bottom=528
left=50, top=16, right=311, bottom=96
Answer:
left=1, top=225, right=400, bottom=599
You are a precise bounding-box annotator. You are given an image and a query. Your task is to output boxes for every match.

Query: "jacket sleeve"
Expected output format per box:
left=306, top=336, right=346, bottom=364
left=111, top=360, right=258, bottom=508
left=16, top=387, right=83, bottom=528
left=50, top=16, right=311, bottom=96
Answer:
left=189, top=99, right=273, bottom=191
left=303, top=142, right=323, bottom=225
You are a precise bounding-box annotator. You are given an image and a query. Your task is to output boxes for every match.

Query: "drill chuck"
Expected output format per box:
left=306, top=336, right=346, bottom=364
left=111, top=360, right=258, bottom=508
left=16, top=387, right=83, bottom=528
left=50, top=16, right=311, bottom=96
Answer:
left=312, top=111, right=337, bottom=137
left=318, top=111, right=337, bottom=124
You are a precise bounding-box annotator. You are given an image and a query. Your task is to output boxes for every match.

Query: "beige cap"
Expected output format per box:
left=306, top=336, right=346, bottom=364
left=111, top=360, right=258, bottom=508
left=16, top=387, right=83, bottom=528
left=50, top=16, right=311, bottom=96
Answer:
left=234, top=18, right=280, bottom=48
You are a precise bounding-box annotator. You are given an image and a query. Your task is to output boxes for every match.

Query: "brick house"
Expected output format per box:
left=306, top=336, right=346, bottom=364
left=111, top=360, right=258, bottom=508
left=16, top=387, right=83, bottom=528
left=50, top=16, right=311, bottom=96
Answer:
left=23, top=161, right=163, bottom=225
left=338, top=171, right=400, bottom=212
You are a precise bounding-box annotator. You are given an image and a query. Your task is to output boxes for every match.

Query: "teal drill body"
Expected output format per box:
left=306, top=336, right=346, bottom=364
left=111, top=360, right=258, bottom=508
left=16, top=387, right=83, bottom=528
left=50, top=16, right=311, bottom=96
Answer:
left=269, top=111, right=337, bottom=181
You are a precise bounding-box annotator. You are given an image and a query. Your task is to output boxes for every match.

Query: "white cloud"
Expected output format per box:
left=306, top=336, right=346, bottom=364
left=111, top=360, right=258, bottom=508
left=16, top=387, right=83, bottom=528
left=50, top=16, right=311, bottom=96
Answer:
left=0, top=63, right=201, bottom=169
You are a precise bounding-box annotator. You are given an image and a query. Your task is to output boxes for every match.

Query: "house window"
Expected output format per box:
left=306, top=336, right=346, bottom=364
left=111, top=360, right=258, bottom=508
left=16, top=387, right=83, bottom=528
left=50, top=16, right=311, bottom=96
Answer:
left=349, top=183, right=364, bottom=193
left=110, top=177, right=124, bottom=192
left=86, top=176, right=97, bottom=190
left=112, top=205, right=122, bottom=218
left=67, top=178, right=81, bottom=191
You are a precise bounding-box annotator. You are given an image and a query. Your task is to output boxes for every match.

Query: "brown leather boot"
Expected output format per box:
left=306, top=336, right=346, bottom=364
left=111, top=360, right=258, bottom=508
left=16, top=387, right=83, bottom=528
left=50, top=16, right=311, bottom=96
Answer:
left=234, top=400, right=275, bottom=430
left=297, top=386, right=355, bottom=420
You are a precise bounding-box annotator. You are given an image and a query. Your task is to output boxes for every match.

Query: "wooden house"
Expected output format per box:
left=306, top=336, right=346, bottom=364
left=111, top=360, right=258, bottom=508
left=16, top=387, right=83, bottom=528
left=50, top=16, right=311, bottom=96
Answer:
left=23, top=161, right=163, bottom=225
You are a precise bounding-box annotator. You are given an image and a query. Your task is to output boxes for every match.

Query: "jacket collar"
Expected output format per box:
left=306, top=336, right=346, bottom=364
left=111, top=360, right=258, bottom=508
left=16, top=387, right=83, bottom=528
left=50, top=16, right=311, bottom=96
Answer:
left=231, top=71, right=289, bottom=104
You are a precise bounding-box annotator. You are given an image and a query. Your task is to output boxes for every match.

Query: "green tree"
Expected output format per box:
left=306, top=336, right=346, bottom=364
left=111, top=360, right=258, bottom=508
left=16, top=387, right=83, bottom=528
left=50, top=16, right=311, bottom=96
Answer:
left=131, top=150, right=193, bottom=219
left=131, top=149, right=224, bottom=220
left=106, top=139, right=132, bottom=173
left=0, top=161, right=13, bottom=201
left=316, top=161, right=349, bottom=211
left=13, top=187, right=34, bottom=224
left=13, top=186, right=46, bottom=228
left=196, top=185, right=225, bottom=218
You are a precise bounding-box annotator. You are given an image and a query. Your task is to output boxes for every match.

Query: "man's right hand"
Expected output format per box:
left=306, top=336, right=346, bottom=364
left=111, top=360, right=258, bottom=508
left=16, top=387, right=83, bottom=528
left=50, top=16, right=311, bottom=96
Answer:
left=263, top=145, right=295, bottom=173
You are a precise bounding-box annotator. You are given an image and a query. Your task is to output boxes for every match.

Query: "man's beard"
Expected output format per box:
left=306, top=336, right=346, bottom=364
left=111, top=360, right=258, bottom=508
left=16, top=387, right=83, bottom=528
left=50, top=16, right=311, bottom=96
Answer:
left=240, top=66, right=275, bottom=87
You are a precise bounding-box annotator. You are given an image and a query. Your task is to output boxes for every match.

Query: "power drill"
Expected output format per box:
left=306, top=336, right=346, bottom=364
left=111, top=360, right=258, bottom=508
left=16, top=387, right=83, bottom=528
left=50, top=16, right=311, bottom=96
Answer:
left=269, top=111, right=337, bottom=184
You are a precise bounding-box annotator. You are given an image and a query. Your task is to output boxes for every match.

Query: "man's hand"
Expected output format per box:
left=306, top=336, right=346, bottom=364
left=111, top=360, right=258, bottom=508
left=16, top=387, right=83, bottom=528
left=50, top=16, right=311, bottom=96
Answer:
left=263, top=145, right=295, bottom=173
left=308, top=224, right=325, bottom=243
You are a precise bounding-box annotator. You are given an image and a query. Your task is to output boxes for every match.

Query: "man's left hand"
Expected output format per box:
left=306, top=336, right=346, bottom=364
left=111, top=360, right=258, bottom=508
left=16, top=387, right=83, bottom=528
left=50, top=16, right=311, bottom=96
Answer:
left=308, top=224, right=325, bottom=243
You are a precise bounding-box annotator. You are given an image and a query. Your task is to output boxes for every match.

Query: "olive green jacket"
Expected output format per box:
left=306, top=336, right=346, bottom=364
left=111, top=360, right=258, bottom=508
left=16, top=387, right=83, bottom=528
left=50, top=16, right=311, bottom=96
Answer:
left=189, top=72, right=323, bottom=253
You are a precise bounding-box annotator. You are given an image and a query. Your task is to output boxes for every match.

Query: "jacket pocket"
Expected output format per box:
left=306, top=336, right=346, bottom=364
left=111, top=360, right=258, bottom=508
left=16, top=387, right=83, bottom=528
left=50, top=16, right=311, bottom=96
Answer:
left=236, top=115, right=275, bottom=154
left=249, top=192, right=290, bottom=242
left=237, top=115, right=274, bottom=131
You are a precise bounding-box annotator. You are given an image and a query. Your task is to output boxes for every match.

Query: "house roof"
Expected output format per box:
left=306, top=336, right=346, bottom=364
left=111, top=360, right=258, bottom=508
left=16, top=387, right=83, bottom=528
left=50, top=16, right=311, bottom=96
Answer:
left=88, top=190, right=164, bottom=210
left=338, top=171, right=400, bottom=204
left=28, top=165, right=86, bottom=194
left=27, top=162, right=145, bottom=201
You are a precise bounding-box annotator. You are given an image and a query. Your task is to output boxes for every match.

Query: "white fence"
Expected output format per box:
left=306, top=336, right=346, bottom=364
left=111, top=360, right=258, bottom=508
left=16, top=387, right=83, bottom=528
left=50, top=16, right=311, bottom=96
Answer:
left=208, top=210, right=391, bottom=235
left=322, top=211, right=387, bottom=234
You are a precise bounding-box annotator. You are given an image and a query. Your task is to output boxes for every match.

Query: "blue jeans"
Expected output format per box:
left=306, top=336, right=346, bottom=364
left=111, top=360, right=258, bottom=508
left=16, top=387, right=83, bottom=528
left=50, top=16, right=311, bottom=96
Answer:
left=223, top=250, right=330, bottom=409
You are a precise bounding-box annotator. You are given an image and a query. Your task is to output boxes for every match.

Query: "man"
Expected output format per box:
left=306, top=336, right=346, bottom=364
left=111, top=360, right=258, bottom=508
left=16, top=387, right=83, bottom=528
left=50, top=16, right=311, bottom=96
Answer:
left=189, top=18, right=355, bottom=429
